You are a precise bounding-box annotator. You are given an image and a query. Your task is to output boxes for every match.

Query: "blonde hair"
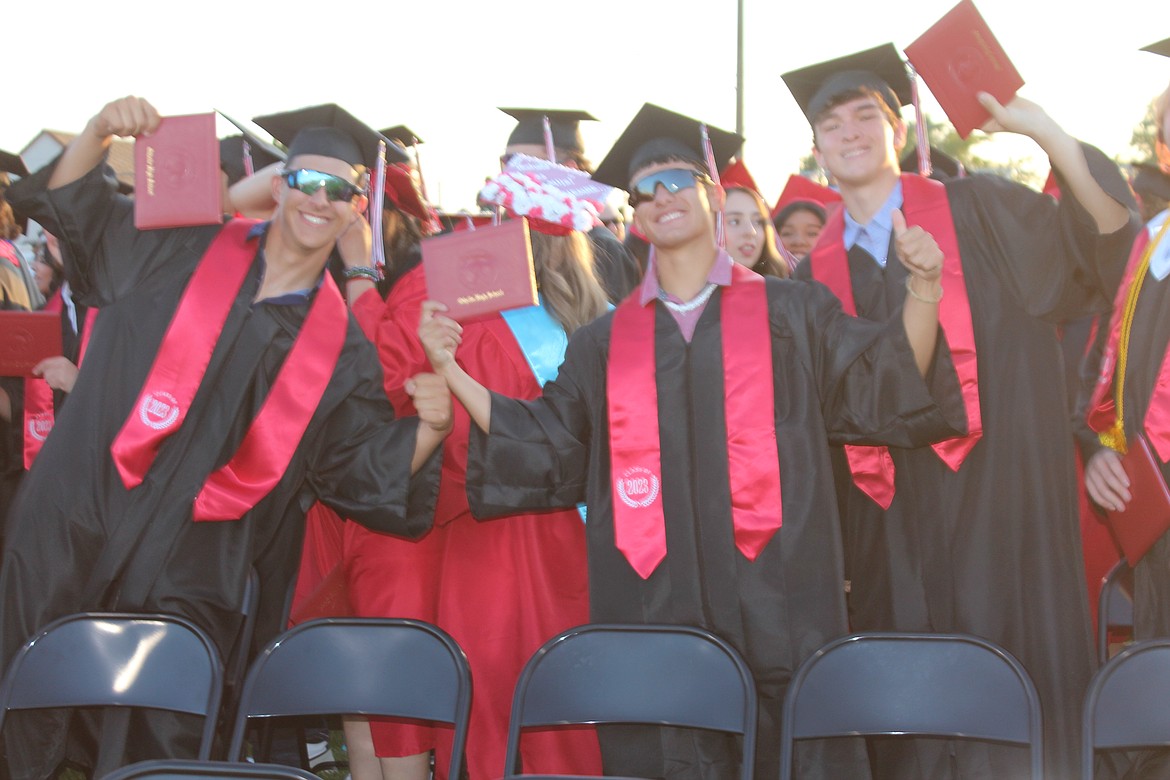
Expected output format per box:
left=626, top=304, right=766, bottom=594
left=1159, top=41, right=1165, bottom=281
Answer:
left=531, top=230, right=608, bottom=335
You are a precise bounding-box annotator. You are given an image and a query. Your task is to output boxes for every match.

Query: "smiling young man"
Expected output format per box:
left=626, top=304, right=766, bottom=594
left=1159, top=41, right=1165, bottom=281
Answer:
left=419, top=103, right=964, bottom=780
left=785, top=45, right=1140, bottom=779
left=0, top=96, right=450, bottom=780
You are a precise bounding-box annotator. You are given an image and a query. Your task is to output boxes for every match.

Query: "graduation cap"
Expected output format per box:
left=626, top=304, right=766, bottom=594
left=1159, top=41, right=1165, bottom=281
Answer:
left=899, top=145, right=965, bottom=180
left=380, top=125, right=423, bottom=150
left=217, top=112, right=287, bottom=185
left=721, top=159, right=760, bottom=193
left=771, top=174, right=841, bottom=219
left=781, top=43, right=912, bottom=125
left=252, top=103, right=409, bottom=169
left=1132, top=162, right=1170, bottom=202
left=219, top=136, right=286, bottom=187
left=0, top=149, right=29, bottom=178
left=500, top=108, right=597, bottom=154
left=591, top=103, right=743, bottom=190
left=1141, top=38, right=1170, bottom=57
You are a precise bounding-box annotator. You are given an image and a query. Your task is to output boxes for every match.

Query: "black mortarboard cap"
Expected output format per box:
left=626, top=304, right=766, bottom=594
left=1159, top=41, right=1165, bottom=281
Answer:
left=1142, top=38, right=1170, bottom=57
left=782, top=43, right=912, bottom=124
left=253, top=103, right=408, bottom=169
left=1132, top=162, right=1170, bottom=202
left=217, top=112, right=287, bottom=185
left=0, top=149, right=29, bottom=178
left=218, top=135, right=287, bottom=186
left=500, top=108, right=597, bottom=154
left=900, top=145, right=965, bottom=180
left=591, top=103, right=743, bottom=190
left=380, top=125, right=423, bottom=149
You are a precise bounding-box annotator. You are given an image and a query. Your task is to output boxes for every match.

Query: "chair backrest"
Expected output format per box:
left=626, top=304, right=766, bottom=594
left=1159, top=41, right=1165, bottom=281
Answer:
left=227, top=618, right=471, bottom=779
left=779, top=632, right=1043, bottom=780
left=0, top=612, right=223, bottom=760
left=228, top=569, right=262, bottom=690
left=101, top=759, right=318, bottom=780
left=1097, top=559, right=1134, bottom=665
left=503, top=624, right=757, bottom=780
left=1081, top=638, right=1170, bottom=779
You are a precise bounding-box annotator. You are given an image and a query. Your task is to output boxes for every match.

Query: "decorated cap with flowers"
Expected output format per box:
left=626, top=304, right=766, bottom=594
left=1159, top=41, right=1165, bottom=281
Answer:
left=478, top=156, right=607, bottom=236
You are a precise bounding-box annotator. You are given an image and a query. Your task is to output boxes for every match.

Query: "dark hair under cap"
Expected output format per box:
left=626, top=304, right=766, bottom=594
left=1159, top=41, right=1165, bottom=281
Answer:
left=627, top=138, right=708, bottom=181
left=781, top=44, right=912, bottom=125
left=286, top=128, right=365, bottom=169
left=774, top=200, right=827, bottom=232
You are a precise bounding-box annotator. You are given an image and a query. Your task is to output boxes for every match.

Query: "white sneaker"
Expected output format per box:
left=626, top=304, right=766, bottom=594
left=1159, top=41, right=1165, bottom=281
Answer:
left=306, top=740, right=331, bottom=768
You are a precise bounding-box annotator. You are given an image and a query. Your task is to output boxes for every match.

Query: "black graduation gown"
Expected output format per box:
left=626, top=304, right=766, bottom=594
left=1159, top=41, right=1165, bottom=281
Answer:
left=795, top=150, right=1139, bottom=780
left=0, top=161, right=442, bottom=780
left=466, top=276, right=966, bottom=780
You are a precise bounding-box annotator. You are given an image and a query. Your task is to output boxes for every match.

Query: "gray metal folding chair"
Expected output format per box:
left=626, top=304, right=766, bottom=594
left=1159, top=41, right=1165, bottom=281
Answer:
left=226, top=618, right=471, bottom=780
left=0, top=612, right=224, bottom=760
left=1097, top=559, right=1134, bottom=665
left=502, top=623, right=757, bottom=780
left=1082, top=637, right=1170, bottom=779
left=102, top=759, right=318, bottom=780
left=779, top=632, right=1044, bottom=780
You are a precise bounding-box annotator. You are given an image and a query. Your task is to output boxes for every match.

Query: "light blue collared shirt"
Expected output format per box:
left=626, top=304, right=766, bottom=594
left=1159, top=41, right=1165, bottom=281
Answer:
left=843, top=180, right=903, bottom=268
left=1147, top=210, right=1170, bottom=281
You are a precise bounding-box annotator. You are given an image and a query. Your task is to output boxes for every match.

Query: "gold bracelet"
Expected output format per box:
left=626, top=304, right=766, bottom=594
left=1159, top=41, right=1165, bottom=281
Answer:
left=905, top=274, right=943, bottom=304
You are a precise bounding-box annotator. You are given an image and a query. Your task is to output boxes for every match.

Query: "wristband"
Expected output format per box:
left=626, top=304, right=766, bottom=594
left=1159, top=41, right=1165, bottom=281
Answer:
left=343, top=266, right=379, bottom=283
left=905, top=274, right=943, bottom=304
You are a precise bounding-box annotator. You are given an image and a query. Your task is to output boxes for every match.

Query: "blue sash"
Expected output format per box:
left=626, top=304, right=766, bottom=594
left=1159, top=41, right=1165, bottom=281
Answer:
left=501, top=299, right=587, bottom=522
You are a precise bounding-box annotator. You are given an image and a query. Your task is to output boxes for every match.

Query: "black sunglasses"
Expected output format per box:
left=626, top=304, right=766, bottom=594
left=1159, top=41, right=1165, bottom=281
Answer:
left=628, top=168, right=714, bottom=206
left=282, top=169, right=364, bottom=203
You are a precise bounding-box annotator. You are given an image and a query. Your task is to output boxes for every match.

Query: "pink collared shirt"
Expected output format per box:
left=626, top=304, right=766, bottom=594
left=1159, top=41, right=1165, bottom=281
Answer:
left=637, top=248, right=735, bottom=342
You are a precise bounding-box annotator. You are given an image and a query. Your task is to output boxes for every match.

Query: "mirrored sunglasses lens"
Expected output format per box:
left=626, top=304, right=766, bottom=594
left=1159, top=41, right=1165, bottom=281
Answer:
left=632, top=169, right=698, bottom=204
left=289, top=170, right=357, bottom=202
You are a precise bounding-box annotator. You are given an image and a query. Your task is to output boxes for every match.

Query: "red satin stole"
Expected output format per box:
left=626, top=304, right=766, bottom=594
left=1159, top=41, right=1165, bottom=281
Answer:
left=22, top=294, right=97, bottom=468
left=607, top=262, right=782, bottom=579
left=108, top=219, right=349, bottom=521
left=809, top=174, right=981, bottom=508
left=1087, top=225, right=1170, bottom=461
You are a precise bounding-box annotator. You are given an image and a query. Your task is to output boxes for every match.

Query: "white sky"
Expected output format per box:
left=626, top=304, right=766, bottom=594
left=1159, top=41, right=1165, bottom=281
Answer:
left=6, top=0, right=1169, bottom=209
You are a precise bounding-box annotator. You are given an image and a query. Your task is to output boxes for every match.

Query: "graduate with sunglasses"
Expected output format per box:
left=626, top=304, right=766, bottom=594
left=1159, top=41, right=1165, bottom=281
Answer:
left=784, top=45, right=1139, bottom=779
left=418, top=102, right=965, bottom=780
left=0, top=96, right=451, bottom=780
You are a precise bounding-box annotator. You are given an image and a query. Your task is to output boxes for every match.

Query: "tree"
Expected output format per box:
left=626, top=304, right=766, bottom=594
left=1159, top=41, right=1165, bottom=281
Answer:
left=1120, top=99, right=1160, bottom=166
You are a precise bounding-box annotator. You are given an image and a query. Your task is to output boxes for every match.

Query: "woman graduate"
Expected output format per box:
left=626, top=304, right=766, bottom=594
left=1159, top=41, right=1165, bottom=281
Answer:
left=341, top=168, right=607, bottom=780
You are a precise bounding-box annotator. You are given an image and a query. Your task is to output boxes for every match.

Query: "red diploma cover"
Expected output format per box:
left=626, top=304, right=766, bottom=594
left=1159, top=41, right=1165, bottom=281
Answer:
left=134, top=112, right=222, bottom=230
left=422, top=218, right=537, bottom=322
left=0, top=311, right=61, bottom=376
left=904, top=0, right=1024, bottom=139
left=1105, top=435, right=1170, bottom=564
